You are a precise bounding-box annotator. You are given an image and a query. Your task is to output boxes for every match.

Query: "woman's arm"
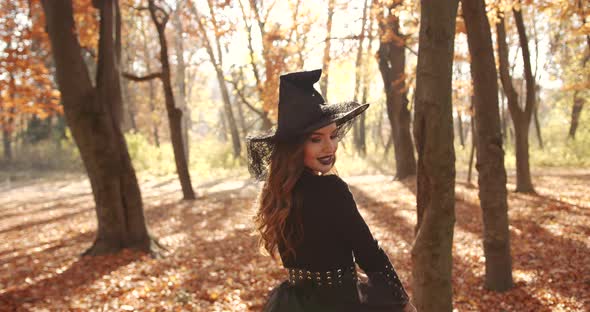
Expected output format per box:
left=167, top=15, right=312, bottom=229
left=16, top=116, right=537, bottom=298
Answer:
left=334, top=178, right=410, bottom=304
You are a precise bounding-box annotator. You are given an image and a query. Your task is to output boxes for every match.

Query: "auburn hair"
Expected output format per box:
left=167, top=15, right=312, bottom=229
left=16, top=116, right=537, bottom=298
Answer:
left=255, top=135, right=338, bottom=260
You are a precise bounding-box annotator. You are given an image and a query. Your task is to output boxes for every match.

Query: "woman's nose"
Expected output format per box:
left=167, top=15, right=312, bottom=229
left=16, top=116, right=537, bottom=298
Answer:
left=324, top=139, right=336, bottom=153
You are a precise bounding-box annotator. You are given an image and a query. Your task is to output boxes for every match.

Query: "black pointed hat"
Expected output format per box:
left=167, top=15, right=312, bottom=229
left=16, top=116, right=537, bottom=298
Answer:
left=246, top=69, right=369, bottom=180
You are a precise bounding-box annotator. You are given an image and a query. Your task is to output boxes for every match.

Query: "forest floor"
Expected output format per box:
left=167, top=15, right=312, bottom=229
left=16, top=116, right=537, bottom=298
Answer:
left=0, top=168, right=589, bottom=311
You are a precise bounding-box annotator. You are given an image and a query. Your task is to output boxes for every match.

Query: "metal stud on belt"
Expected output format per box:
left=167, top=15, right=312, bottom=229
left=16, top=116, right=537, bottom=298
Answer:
left=287, top=266, right=356, bottom=287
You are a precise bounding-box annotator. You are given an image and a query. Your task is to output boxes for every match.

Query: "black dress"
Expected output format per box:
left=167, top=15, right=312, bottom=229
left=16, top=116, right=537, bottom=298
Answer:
left=262, top=169, right=409, bottom=312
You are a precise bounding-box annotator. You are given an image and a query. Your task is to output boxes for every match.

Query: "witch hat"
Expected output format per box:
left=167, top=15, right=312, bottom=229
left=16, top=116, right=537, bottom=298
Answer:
left=246, top=69, right=369, bottom=180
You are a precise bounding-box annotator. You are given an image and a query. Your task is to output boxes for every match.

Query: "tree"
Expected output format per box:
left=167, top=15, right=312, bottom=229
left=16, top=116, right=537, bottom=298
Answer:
left=376, top=0, right=416, bottom=179
left=172, top=2, right=191, bottom=161
left=352, top=0, right=371, bottom=156
left=40, top=0, right=161, bottom=255
left=121, top=0, right=197, bottom=200
left=533, top=0, right=589, bottom=140
left=246, top=0, right=286, bottom=128
left=186, top=0, right=241, bottom=158
left=411, top=0, right=458, bottom=310
left=235, top=0, right=272, bottom=130
left=0, top=0, right=61, bottom=161
left=568, top=0, right=589, bottom=139
left=461, top=0, right=514, bottom=291
left=495, top=3, right=536, bottom=193
left=120, top=5, right=139, bottom=133
left=320, top=0, right=336, bottom=97
left=569, top=91, right=584, bottom=138
left=140, top=18, right=161, bottom=147
left=236, top=0, right=316, bottom=130
left=359, top=0, right=377, bottom=157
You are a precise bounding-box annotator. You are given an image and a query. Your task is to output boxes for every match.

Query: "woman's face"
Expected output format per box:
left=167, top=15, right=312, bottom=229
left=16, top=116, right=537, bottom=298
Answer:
left=303, top=122, right=339, bottom=174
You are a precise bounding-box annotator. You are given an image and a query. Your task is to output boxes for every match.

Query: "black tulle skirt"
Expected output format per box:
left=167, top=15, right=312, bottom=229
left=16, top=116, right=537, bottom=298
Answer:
left=262, top=278, right=406, bottom=312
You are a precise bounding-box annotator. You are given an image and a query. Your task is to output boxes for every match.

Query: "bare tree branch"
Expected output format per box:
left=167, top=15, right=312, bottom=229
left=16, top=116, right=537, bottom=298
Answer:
left=122, top=72, right=162, bottom=81
left=405, top=45, right=418, bottom=56
left=125, top=4, right=149, bottom=12
left=238, top=0, right=263, bottom=98
left=321, top=36, right=418, bottom=55
left=81, top=46, right=97, bottom=58
left=226, top=69, right=264, bottom=117
left=148, top=0, right=170, bottom=27
left=262, top=0, right=278, bottom=25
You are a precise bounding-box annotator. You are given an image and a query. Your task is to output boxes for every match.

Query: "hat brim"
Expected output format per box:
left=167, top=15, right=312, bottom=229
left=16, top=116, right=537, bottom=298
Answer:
left=246, top=101, right=369, bottom=181
left=302, top=102, right=369, bottom=135
left=247, top=101, right=369, bottom=143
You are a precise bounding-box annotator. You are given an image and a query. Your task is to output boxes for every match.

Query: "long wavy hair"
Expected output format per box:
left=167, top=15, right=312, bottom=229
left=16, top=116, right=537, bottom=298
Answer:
left=255, top=135, right=338, bottom=260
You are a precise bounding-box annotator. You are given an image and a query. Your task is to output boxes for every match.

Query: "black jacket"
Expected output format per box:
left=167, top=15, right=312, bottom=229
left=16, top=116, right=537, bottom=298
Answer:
left=279, top=169, right=409, bottom=303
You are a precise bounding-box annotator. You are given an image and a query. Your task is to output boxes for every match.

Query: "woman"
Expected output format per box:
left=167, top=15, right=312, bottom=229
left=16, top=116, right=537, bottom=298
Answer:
left=247, top=69, right=416, bottom=312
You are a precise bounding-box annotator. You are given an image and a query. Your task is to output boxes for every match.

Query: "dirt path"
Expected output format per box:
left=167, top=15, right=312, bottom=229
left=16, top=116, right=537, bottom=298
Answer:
left=0, top=170, right=588, bottom=311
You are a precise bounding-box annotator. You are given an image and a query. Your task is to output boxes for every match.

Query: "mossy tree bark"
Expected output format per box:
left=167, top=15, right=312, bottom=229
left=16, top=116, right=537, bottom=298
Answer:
left=377, top=2, right=416, bottom=179
left=411, top=0, right=458, bottom=310
left=496, top=6, right=536, bottom=193
left=41, top=0, right=161, bottom=256
left=147, top=0, right=196, bottom=200
left=462, top=0, right=514, bottom=291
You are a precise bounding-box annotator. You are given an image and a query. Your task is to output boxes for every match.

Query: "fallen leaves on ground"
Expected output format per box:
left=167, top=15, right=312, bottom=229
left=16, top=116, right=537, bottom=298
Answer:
left=0, top=169, right=588, bottom=311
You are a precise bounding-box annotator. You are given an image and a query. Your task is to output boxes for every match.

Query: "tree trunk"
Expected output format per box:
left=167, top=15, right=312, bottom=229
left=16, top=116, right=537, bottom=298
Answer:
left=2, top=127, right=11, bottom=162
left=251, top=1, right=286, bottom=133
left=499, top=89, right=507, bottom=140
left=456, top=109, right=464, bottom=147
left=462, top=0, right=514, bottom=291
left=533, top=85, right=543, bottom=149
left=234, top=84, right=247, bottom=138
left=287, top=0, right=305, bottom=68
left=320, top=0, right=335, bottom=97
left=376, top=104, right=384, bottom=147
left=2, top=75, right=15, bottom=162
left=568, top=91, right=584, bottom=139
left=148, top=0, right=195, bottom=200
left=228, top=67, right=261, bottom=136
left=141, top=25, right=160, bottom=147
left=236, top=0, right=273, bottom=131
left=121, top=76, right=137, bottom=132
left=383, top=133, right=392, bottom=156
left=219, top=108, right=228, bottom=142
left=513, top=115, right=534, bottom=191
left=496, top=13, right=535, bottom=193
left=120, top=24, right=137, bottom=133
left=41, top=0, right=159, bottom=256
left=149, top=88, right=160, bottom=147
left=353, top=0, right=370, bottom=156
left=188, top=0, right=242, bottom=157
left=377, top=2, right=416, bottom=179
left=568, top=0, right=589, bottom=140
left=358, top=1, right=376, bottom=157
left=513, top=6, right=537, bottom=192
left=533, top=107, right=542, bottom=148
left=411, top=1, right=458, bottom=311
left=467, top=113, right=475, bottom=184
left=357, top=111, right=367, bottom=155
left=579, top=0, right=590, bottom=64
left=172, top=6, right=191, bottom=162
left=215, top=68, right=242, bottom=157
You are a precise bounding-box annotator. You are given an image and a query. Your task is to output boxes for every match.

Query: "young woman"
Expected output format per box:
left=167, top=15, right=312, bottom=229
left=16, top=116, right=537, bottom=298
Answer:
left=247, top=69, right=416, bottom=312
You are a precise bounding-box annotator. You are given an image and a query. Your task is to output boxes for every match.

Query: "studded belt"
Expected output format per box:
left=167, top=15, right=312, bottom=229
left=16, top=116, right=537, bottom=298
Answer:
left=287, top=265, right=358, bottom=287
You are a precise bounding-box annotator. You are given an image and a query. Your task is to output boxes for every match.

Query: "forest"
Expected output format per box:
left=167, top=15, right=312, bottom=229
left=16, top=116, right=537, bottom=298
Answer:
left=0, top=0, right=588, bottom=311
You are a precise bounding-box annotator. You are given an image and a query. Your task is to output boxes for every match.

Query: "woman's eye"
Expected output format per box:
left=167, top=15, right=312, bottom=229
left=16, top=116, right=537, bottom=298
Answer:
left=311, top=138, right=321, bottom=143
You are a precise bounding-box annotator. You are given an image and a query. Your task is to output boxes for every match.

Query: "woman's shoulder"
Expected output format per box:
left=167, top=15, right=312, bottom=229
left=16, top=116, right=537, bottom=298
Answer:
left=301, top=172, right=352, bottom=198
left=298, top=173, right=357, bottom=216
left=316, top=175, right=357, bottom=214
left=323, top=174, right=349, bottom=190
left=300, top=170, right=348, bottom=187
